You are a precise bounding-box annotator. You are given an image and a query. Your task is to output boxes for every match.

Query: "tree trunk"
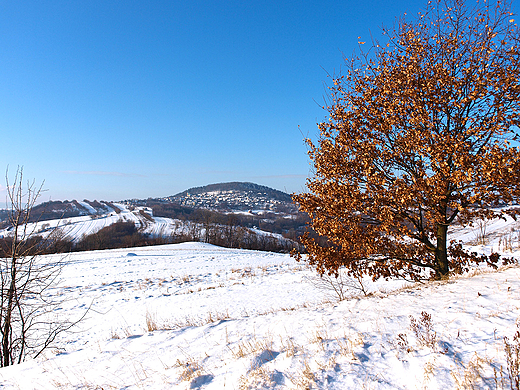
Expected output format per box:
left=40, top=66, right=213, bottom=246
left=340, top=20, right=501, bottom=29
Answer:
left=2, top=252, right=18, bottom=367
left=435, top=224, right=449, bottom=279
left=2, top=223, right=19, bottom=367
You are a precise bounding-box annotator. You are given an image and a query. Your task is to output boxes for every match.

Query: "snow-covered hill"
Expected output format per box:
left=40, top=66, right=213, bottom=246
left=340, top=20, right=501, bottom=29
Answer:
left=0, top=202, right=162, bottom=242
left=162, top=181, right=297, bottom=213
left=0, top=215, right=519, bottom=388
left=0, top=202, right=295, bottom=249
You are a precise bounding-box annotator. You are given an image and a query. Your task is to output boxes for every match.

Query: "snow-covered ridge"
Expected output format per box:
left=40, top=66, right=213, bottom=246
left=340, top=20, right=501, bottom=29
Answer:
left=0, top=203, right=146, bottom=242
left=0, top=202, right=293, bottom=247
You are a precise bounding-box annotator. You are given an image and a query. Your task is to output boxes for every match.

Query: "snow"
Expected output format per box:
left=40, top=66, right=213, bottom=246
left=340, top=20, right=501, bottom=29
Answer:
left=76, top=200, right=98, bottom=214
left=0, top=218, right=519, bottom=388
left=250, top=227, right=286, bottom=240
left=0, top=203, right=289, bottom=245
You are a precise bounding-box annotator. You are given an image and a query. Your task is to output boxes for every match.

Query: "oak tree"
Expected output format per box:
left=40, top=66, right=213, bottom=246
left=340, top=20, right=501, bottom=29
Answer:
left=294, top=0, right=520, bottom=280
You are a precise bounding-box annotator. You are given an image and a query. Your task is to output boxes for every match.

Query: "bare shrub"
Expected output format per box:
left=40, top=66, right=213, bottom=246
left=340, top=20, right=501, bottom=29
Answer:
left=475, top=219, right=489, bottom=246
left=305, top=268, right=367, bottom=301
left=409, top=311, right=437, bottom=349
left=395, top=333, right=412, bottom=355
left=0, top=167, right=86, bottom=366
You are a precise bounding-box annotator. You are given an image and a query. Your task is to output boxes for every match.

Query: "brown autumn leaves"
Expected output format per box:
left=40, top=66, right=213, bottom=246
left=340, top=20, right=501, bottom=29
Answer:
left=293, top=0, right=520, bottom=281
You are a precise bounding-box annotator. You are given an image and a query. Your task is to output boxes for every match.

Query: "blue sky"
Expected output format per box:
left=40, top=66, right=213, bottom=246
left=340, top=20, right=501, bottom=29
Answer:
left=0, top=0, right=436, bottom=203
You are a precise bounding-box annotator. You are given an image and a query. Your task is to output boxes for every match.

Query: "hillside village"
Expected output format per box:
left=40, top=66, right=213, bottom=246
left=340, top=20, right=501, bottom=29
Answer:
left=154, top=182, right=298, bottom=214
left=165, top=189, right=290, bottom=212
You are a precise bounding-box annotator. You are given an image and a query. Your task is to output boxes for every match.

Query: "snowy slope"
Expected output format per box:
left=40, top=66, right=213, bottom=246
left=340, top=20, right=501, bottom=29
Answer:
left=0, top=203, right=289, bottom=245
left=0, top=203, right=150, bottom=242
left=0, top=217, right=519, bottom=388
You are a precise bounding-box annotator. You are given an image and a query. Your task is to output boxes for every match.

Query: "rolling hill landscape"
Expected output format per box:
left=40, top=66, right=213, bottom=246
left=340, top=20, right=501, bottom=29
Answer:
left=0, top=209, right=518, bottom=388
left=0, top=182, right=307, bottom=254
left=2, top=0, right=520, bottom=388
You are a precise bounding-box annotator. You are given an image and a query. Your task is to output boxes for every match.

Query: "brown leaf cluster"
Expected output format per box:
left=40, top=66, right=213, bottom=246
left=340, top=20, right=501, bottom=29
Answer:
left=294, top=0, right=520, bottom=281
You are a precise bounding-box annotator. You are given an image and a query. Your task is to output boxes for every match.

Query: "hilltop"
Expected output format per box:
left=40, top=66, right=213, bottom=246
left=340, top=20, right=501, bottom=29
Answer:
left=144, top=181, right=298, bottom=214
left=173, top=182, right=292, bottom=202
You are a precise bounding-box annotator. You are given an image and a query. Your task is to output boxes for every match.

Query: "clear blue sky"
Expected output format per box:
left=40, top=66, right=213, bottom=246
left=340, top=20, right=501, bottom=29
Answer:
left=0, top=0, right=437, bottom=203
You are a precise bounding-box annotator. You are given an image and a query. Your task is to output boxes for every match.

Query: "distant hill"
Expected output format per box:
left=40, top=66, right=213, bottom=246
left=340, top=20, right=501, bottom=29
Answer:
left=160, top=182, right=296, bottom=213
left=0, top=182, right=307, bottom=242
left=0, top=200, right=114, bottom=228
left=127, top=182, right=305, bottom=240
left=172, top=182, right=292, bottom=203
left=26, top=200, right=115, bottom=222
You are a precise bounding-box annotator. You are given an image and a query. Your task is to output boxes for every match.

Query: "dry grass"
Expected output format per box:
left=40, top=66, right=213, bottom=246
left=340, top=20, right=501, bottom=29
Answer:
left=280, top=336, right=300, bottom=357
left=422, top=356, right=437, bottom=388
left=504, top=324, right=520, bottom=390
left=334, top=333, right=363, bottom=360
left=238, top=366, right=277, bottom=390
left=451, top=353, right=493, bottom=390
left=51, top=380, right=112, bottom=390
left=230, top=266, right=255, bottom=280
left=110, top=328, right=121, bottom=340
left=288, top=359, right=317, bottom=390
left=48, top=364, right=120, bottom=389
left=229, top=335, right=274, bottom=359
left=175, top=356, right=205, bottom=382
left=443, top=325, right=520, bottom=390
left=145, top=310, right=159, bottom=332
left=170, top=309, right=231, bottom=329
left=308, top=327, right=329, bottom=346
left=139, top=309, right=233, bottom=333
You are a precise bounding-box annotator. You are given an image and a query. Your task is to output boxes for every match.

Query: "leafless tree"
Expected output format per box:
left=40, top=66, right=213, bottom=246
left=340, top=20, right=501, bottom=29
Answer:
left=0, top=167, right=83, bottom=366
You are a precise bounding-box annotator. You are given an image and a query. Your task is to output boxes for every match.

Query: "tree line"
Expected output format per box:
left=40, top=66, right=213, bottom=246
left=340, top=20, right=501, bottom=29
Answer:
left=0, top=219, right=303, bottom=257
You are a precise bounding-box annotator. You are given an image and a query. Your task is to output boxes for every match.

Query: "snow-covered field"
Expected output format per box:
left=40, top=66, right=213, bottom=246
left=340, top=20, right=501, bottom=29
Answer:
left=0, top=216, right=520, bottom=389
